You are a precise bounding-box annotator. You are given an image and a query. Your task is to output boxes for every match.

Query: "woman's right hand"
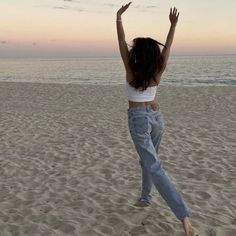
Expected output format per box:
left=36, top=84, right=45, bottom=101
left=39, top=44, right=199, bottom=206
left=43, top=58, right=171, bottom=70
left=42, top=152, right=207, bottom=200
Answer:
left=117, top=2, right=132, bottom=17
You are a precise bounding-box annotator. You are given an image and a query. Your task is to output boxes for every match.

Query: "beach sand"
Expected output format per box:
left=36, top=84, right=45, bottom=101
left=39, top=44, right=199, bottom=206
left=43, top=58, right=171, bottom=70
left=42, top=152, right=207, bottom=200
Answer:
left=0, top=81, right=235, bottom=236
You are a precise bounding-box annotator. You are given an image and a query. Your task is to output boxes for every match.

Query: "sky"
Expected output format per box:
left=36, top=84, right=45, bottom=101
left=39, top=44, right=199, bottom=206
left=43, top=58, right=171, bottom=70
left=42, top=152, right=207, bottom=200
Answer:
left=0, top=0, right=236, bottom=58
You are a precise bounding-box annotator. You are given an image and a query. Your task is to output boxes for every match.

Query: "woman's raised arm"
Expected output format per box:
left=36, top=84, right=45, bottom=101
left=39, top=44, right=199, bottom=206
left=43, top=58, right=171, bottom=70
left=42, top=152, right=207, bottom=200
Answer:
left=161, top=7, right=180, bottom=71
left=116, top=2, right=132, bottom=72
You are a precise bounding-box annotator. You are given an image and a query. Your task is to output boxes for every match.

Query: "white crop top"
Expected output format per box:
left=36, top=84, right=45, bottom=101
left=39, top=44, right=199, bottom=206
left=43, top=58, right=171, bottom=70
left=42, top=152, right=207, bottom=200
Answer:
left=126, top=81, right=157, bottom=102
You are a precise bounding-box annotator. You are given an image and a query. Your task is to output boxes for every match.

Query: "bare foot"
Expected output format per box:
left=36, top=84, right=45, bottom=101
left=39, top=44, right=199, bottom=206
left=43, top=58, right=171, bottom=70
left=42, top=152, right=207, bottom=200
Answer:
left=182, top=217, right=198, bottom=236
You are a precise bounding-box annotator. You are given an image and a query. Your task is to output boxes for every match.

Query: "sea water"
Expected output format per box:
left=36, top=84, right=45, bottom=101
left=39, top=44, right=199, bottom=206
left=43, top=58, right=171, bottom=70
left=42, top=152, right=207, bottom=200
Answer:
left=0, top=55, right=235, bottom=86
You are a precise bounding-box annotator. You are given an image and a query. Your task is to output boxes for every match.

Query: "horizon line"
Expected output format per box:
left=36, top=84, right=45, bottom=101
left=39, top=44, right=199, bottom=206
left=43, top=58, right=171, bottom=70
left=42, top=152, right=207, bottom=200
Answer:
left=0, top=53, right=236, bottom=60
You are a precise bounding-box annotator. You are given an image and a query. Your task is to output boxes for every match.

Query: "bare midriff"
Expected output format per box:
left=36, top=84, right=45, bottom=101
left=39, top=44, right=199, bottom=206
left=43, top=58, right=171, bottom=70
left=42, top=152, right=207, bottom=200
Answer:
left=128, top=100, right=159, bottom=111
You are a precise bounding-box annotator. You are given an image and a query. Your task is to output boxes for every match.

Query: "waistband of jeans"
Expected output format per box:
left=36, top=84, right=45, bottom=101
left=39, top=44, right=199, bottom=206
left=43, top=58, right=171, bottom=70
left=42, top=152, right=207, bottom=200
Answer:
left=127, top=104, right=161, bottom=113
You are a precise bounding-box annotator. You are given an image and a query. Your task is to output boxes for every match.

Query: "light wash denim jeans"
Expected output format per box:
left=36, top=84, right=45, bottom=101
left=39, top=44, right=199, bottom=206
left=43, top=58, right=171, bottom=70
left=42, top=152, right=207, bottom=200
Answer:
left=127, top=104, right=190, bottom=221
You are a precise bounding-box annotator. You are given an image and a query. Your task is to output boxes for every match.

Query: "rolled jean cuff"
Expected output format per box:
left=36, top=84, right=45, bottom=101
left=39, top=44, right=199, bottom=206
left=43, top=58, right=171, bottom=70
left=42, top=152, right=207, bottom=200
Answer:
left=140, top=198, right=151, bottom=205
left=179, top=211, right=190, bottom=222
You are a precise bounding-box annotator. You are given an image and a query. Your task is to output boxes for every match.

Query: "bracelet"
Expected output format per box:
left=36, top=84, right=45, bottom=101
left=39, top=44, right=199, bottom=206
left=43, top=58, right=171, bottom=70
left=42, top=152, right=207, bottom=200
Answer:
left=116, top=19, right=122, bottom=22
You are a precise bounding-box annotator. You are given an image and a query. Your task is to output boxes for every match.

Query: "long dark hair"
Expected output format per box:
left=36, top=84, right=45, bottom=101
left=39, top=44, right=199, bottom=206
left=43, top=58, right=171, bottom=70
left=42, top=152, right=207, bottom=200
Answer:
left=128, top=37, right=166, bottom=91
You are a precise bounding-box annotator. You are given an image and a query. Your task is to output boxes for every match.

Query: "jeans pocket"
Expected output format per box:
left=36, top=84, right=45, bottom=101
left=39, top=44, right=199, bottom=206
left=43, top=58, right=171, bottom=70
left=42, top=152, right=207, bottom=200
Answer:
left=129, top=116, right=149, bottom=135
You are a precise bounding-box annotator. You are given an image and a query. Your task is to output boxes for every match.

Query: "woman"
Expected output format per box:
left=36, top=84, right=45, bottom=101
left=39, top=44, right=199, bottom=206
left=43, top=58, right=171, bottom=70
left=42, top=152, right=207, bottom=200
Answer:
left=116, top=2, right=197, bottom=236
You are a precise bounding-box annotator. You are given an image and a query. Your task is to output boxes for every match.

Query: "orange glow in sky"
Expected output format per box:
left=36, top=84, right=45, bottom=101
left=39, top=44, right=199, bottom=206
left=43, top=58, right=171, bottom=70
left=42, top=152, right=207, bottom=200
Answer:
left=0, top=0, right=236, bottom=58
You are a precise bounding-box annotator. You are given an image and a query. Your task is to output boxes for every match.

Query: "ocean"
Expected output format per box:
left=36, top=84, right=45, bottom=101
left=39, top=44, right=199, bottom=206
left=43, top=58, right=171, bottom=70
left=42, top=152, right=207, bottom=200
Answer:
left=0, top=55, right=235, bottom=86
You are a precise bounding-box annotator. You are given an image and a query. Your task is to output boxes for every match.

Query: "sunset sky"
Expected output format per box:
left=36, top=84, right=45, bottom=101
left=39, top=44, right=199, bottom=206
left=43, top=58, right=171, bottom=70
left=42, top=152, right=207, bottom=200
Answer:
left=1, top=0, right=236, bottom=58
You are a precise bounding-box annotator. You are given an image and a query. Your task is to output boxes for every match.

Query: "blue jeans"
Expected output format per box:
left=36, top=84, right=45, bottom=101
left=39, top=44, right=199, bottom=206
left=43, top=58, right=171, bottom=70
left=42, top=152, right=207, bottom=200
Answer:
left=127, top=104, right=190, bottom=221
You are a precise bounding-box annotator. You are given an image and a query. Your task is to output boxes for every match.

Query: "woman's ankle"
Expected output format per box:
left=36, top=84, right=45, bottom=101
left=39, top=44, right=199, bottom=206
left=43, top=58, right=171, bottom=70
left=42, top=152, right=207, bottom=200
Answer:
left=182, top=216, right=191, bottom=224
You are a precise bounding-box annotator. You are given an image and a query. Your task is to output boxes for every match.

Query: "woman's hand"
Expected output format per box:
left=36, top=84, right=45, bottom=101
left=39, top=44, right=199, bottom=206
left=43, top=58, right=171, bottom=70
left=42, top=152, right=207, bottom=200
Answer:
left=117, top=2, right=132, bottom=18
left=169, top=7, right=179, bottom=26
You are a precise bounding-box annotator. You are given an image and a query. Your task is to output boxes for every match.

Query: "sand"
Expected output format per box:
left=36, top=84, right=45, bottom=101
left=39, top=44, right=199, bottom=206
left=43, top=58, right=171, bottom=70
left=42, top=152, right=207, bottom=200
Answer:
left=0, top=81, right=235, bottom=236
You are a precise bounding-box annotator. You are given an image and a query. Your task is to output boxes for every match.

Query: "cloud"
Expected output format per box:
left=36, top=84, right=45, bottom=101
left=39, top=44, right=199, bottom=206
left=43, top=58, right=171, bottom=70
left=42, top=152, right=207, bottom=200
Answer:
left=133, top=5, right=159, bottom=9
left=103, top=2, right=159, bottom=12
left=63, top=0, right=80, bottom=3
left=34, top=0, right=81, bottom=11
left=44, top=1, right=112, bottom=14
left=53, top=6, right=66, bottom=9
left=53, top=5, right=85, bottom=12
left=104, top=3, right=120, bottom=8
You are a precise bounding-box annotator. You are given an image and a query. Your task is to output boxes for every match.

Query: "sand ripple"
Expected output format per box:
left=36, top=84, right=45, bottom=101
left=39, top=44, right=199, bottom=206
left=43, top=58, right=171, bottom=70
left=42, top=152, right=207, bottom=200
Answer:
left=0, top=82, right=235, bottom=235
